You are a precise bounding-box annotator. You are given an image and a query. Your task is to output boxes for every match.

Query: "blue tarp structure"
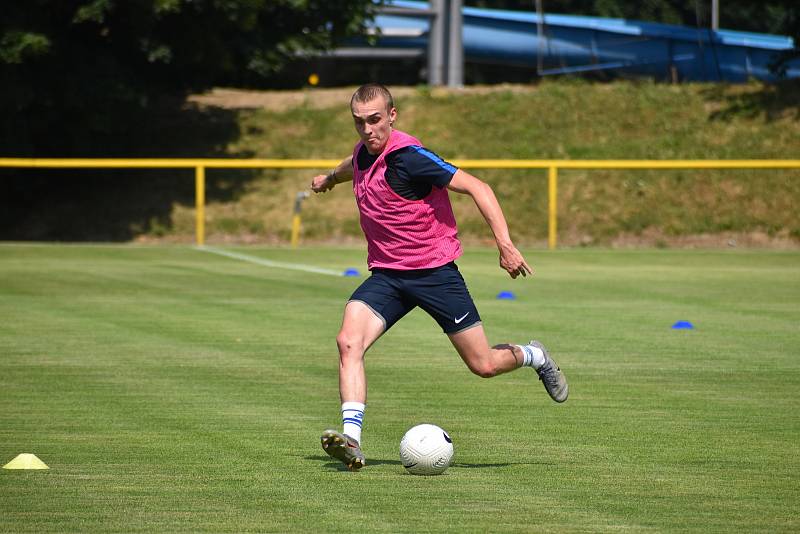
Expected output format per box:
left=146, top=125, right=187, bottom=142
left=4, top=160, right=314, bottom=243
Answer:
left=368, top=0, right=799, bottom=82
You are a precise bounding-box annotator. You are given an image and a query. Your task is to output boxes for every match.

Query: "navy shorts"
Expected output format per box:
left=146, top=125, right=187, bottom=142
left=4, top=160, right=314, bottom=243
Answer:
left=349, top=262, right=482, bottom=334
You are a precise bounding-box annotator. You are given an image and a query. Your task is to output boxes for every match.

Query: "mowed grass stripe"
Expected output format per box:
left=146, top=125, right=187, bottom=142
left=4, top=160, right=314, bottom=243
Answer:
left=1, top=245, right=798, bottom=532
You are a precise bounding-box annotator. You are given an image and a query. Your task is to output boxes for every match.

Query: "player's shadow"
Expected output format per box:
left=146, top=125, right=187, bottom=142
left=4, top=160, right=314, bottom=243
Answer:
left=306, top=455, right=402, bottom=471
left=306, top=455, right=547, bottom=471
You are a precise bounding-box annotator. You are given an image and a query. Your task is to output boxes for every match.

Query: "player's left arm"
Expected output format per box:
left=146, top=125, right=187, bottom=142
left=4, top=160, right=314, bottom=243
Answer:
left=447, top=169, right=532, bottom=279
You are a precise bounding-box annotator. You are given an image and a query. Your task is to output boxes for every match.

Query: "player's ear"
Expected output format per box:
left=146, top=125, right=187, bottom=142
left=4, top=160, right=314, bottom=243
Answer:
left=388, top=107, right=397, bottom=125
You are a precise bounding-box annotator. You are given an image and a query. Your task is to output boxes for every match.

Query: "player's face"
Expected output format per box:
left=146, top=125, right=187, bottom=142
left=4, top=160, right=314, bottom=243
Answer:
left=351, top=96, right=397, bottom=155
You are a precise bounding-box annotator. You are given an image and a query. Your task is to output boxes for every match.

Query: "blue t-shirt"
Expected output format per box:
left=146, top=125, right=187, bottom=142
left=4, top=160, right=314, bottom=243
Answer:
left=356, top=144, right=458, bottom=200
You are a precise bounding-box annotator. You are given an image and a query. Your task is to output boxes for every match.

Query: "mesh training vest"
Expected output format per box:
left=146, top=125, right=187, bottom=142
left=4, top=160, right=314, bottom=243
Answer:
left=352, top=129, right=462, bottom=270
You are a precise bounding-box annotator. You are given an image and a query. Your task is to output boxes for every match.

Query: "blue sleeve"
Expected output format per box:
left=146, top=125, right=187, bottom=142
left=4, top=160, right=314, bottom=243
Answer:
left=394, top=145, right=458, bottom=188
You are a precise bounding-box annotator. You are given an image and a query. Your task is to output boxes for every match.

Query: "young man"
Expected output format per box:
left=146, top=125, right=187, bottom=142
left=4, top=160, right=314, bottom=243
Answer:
left=311, top=83, right=568, bottom=471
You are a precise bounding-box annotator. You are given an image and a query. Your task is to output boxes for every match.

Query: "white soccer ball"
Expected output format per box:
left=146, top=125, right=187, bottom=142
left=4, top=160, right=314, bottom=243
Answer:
left=399, top=423, right=454, bottom=475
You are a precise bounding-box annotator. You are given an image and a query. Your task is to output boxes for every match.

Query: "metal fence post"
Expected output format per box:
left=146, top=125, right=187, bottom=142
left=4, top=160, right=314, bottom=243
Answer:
left=290, top=191, right=310, bottom=249
left=447, top=0, right=464, bottom=87
left=428, top=0, right=445, bottom=85
left=195, top=166, right=205, bottom=246
left=548, top=166, right=558, bottom=250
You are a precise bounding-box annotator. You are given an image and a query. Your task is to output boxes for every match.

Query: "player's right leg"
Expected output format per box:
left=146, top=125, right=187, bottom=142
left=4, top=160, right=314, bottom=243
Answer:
left=321, top=300, right=385, bottom=470
left=320, top=429, right=366, bottom=471
left=336, top=300, right=385, bottom=407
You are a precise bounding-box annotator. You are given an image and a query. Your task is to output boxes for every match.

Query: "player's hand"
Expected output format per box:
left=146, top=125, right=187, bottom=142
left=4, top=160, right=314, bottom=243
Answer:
left=499, top=243, right=533, bottom=279
left=311, top=174, right=335, bottom=193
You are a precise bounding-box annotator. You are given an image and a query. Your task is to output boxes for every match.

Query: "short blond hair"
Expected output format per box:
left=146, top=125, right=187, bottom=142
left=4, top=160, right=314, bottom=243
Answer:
left=350, top=83, right=394, bottom=112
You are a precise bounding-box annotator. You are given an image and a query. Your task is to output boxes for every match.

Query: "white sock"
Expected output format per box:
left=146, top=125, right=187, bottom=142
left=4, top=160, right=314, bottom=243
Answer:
left=517, top=344, right=546, bottom=370
left=341, top=401, right=365, bottom=444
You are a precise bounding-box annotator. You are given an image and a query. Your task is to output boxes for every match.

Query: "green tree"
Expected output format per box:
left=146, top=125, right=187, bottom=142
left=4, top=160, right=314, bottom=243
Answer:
left=0, top=0, right=379, bottom=155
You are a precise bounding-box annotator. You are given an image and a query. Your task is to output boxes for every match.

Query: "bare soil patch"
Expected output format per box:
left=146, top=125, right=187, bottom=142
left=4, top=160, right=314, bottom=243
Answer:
left=187, top=84, right=539, bottom=111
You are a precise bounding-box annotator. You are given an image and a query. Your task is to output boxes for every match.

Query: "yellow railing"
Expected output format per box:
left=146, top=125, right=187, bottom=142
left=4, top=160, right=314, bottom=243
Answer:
left=2, top=158, right=798, bottom=249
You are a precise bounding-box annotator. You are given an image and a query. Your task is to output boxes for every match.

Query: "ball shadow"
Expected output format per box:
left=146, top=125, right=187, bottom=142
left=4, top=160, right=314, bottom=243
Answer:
left=305, top=455, right=551, bottom=471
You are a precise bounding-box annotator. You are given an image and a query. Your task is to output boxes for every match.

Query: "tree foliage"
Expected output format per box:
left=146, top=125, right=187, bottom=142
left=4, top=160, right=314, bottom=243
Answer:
left=1, top=0, right=379, bottom=155
left=2, top=1, right=796, bottom=156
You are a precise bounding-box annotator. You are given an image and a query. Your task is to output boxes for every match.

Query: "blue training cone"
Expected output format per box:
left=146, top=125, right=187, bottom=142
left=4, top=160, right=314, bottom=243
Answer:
left=672, top=321, right=694, bottom=329
left=496, top=291, right=516, bottom=300
left=343, top=268, right=360, bottom=277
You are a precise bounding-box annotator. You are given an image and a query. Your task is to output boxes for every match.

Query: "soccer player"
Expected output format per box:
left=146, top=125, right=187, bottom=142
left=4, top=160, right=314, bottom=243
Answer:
left=311, top=83, right=568, bottom=471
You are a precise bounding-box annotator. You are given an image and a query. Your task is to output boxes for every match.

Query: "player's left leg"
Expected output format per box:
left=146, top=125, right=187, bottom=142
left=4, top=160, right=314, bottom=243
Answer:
left=447, top=325, right=521, bottom=378
left=408, top=262, right=569, bottom=402
left=448, top=328, right=569, bottom=402
left=406, top=263, right=521, bottom=378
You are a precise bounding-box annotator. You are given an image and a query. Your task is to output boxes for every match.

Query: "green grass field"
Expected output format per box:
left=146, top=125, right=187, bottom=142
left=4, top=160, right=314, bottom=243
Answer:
left=1, top=244, right=798, bottom=532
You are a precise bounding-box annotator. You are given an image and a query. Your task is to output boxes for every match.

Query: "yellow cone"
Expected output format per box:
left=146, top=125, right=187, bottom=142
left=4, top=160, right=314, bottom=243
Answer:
left=3, top=453, right=49, bottom=470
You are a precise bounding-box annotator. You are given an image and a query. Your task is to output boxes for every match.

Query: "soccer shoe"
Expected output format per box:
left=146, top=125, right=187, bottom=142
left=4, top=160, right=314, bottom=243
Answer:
left=529, top=340, right=569, bottom=403
left=320, top=429, right=366, bottom=471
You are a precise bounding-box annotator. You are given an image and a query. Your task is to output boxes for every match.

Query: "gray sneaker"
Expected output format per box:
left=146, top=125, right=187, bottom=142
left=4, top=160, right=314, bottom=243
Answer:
left=530, top=341, right=569, bottom=403
left=320, top=429, right=365, bottom=471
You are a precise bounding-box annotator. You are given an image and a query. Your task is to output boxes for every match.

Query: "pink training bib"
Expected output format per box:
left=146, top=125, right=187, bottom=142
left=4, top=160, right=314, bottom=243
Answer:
left=352, top=129, right=462, bottom=270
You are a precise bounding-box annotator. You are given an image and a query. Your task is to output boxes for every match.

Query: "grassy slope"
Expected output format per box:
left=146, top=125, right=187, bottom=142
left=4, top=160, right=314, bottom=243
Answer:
left=0, top=244, right=798, bottom=531
left=168, top=81, right=800, bottom=247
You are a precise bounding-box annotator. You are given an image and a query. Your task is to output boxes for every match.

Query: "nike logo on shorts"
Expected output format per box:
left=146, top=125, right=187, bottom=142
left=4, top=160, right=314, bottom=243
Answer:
left=454, top=312, right=470, bottom=324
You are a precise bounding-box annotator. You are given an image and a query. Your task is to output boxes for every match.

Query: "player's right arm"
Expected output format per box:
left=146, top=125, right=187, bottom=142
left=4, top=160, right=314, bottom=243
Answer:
left=311, top=156, right=354, bottom=193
